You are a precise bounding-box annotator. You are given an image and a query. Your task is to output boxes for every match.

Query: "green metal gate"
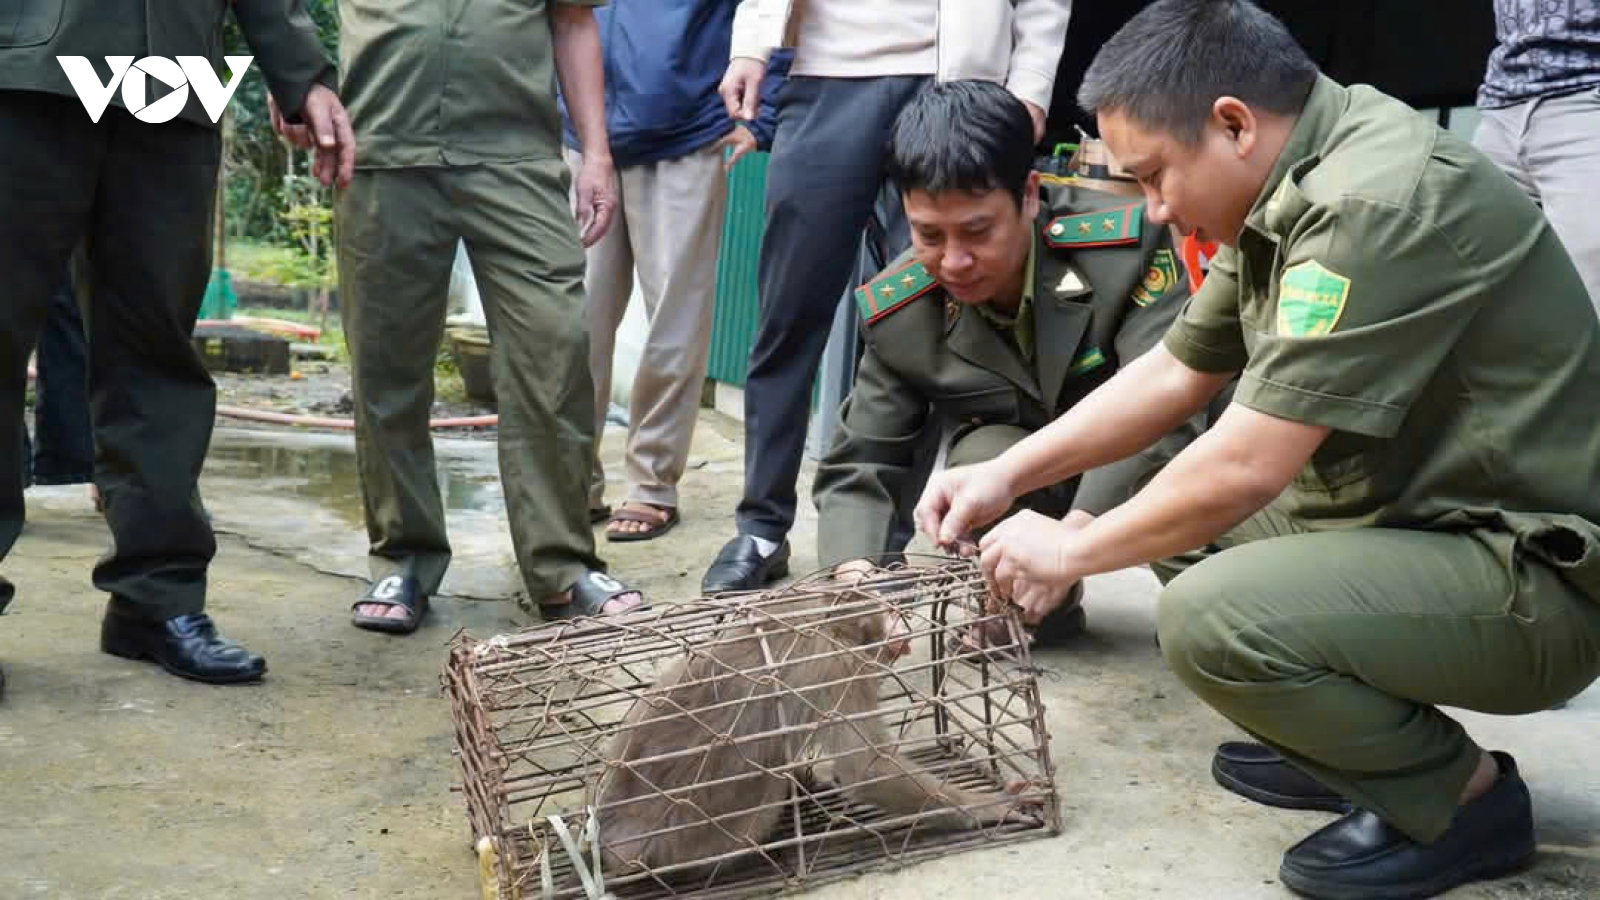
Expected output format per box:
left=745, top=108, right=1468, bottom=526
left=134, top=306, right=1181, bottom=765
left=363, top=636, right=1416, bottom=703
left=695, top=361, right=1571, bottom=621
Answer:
left=707, top=152, right=768, bottom=387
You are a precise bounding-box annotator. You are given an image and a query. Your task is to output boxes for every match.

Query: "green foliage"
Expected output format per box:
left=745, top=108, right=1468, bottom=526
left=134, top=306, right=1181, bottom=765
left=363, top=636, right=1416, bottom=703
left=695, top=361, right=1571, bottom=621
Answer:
left=219, top=1, right=342, bottom=266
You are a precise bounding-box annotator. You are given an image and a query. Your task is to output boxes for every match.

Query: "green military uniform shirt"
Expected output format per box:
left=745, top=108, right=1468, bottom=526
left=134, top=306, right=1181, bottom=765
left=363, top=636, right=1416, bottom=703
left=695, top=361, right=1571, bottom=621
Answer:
left=1163, top=74, right=1600, bottom=599
left=0, top=0, right=334, bottom=127
left=974, top=239, right=1038, bottom=362
left=339, top=0, right=604, bottom=168
left=813, top=182, right=1195, bottom=567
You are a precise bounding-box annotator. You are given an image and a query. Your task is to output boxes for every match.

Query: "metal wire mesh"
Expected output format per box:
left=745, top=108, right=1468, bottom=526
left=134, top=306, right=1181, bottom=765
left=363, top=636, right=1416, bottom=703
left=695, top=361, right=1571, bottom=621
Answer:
left=444, top=557, right=1060, bottom=899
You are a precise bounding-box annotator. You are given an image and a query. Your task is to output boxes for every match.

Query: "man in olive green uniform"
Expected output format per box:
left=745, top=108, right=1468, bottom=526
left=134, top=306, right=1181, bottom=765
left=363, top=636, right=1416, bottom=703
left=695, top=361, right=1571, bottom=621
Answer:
left=0, top=1, right=352, bottom=688
left=316, top=0, right=645, bottom=633
left=919, top=3, right=1600, bottom=898
left=814, top=80, right=1210, bottom=643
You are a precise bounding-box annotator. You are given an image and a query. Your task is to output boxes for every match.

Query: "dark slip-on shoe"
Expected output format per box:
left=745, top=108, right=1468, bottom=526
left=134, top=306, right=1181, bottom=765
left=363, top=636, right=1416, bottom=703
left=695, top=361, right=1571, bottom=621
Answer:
left=1278, top=751, right=1534, bottom=900
left=1213, top=741, right=1352, bottom=814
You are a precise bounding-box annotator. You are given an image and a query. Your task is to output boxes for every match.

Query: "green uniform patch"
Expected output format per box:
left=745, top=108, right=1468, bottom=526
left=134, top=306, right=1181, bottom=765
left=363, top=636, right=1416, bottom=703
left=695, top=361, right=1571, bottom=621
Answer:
left=1277, top=260, right=1351, bottom=336
left=856, top=260, right=937, bottom=324
left=1043, top=203, right=1144, bottom=249
left=1067, top=345, right=1106, bottom=377
left=1131, top=248, right=1180, bottom=307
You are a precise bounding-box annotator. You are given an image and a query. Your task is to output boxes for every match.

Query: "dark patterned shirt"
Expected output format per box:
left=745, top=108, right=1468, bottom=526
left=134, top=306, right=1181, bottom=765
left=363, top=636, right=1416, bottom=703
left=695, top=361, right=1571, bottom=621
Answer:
left=1479, top=0, right=1600, bottom=107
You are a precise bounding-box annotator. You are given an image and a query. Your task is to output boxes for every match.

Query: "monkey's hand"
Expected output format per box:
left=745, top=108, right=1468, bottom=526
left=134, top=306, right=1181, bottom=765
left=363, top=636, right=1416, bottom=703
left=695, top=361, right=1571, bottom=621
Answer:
left=1002, top=779, right=1048, bottom=825
left=830, top=558, right=875, bottom=584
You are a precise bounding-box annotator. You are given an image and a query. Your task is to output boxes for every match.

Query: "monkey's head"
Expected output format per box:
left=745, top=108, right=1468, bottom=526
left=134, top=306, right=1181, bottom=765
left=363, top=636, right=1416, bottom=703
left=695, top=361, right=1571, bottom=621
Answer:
left=830, top=594, right=913, bottom=663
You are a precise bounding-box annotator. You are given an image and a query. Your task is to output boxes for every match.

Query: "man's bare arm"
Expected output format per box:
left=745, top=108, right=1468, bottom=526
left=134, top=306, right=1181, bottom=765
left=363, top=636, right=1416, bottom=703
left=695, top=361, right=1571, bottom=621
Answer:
left=980, top=403, right=1329, bottom=622
left=1061, top=405, right=1324, bottom=573
left=1005, top=345, right=1233, bottom=496
left=551, top=5, right=609, bottom=162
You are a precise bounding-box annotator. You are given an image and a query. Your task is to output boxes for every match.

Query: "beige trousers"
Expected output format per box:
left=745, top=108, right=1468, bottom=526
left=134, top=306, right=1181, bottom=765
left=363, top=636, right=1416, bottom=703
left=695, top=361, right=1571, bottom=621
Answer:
left=565, top=144, right=727, bottom=511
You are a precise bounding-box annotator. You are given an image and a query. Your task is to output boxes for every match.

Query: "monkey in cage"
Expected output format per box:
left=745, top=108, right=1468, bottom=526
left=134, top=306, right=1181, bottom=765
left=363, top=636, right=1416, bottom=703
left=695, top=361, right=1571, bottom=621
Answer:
left=584, top=589, right=1039, bottom=878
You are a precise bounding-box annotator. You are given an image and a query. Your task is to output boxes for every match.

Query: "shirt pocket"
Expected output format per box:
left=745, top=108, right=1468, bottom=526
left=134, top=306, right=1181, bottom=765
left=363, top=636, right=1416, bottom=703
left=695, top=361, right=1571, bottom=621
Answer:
left=0, top=0, right=64, bottom=48
left=939, top=386, right=1020, bottom=430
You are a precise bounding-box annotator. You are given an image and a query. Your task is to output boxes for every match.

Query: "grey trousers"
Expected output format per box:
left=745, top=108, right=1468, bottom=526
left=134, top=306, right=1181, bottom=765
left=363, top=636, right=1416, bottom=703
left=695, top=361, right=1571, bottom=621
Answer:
left=1475, top=87, right=1600, bottom=314
left=564, top=144, right=727, bottom=512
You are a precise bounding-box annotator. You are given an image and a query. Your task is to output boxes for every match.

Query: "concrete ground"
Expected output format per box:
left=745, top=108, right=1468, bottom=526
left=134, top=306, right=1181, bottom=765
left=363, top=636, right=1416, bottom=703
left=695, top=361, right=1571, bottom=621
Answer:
left=1, top=411, right=1596, bottom=899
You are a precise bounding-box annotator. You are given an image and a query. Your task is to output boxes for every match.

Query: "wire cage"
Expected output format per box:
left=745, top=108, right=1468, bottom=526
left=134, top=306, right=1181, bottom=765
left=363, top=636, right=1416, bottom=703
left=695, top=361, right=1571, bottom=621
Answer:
left=443, top=558, right=1060, bottom=900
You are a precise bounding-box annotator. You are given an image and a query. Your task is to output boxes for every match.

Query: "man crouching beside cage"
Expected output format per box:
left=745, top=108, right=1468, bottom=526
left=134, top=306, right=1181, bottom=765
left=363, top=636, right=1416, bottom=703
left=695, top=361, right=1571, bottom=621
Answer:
left=918, top=2, right=1600, bottom=898
left=814, top=79, right=1227, bottom=648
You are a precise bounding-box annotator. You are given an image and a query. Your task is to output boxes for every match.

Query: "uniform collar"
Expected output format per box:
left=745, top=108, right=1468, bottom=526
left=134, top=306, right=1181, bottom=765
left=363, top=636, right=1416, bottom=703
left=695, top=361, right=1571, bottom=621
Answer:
left=1243, top=74, right=1348, bottom=240
left=974, top=232, right=1038, bottom=362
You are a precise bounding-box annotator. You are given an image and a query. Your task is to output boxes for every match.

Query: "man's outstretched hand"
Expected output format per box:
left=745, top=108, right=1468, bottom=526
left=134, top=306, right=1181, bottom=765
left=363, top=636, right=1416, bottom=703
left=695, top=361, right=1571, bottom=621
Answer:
left=268, top=85, right=355, bottom=190
left=914, top=460, right=1018, bottom=555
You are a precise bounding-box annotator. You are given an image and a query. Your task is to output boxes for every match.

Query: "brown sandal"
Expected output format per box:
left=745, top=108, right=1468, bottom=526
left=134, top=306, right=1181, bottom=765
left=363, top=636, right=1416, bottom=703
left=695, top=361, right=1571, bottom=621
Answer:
left=604, top=503, right=680, bottom=543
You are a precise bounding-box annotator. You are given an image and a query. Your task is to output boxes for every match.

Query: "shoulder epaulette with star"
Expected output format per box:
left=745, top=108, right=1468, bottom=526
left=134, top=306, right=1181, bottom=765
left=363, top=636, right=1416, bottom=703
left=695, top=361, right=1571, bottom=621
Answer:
left=1043, top=202, right=1144, bottom=249
left=855, top=259, right=937, bottom=325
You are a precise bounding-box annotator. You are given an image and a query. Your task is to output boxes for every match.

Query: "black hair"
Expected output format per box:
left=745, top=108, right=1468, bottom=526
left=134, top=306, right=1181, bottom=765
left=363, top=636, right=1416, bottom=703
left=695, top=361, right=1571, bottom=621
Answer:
left=1077, top=0, right=1318, bottom=144
left=885, top=80, right=1036, bottom=207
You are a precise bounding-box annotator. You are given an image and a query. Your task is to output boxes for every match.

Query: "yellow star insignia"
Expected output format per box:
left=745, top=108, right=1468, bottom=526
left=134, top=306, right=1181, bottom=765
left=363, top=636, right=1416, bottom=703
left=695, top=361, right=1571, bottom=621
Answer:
left=1077, top=221, right=1092, bottom=236
left=879, top=284, right=896, bottom=298
left=1102, top=217, right=1117, bottom=232
left=901, top=274, right=917, bottom=287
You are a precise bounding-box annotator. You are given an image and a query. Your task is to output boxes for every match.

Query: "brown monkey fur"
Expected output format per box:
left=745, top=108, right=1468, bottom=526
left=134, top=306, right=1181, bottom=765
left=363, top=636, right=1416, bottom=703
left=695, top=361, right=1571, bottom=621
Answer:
left=587, top=592, right=1032, bottom=877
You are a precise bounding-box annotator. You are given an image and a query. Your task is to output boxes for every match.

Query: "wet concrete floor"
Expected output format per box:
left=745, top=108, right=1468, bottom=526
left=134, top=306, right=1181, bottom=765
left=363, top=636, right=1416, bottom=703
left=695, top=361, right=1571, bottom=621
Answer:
left=1, top=412, right=1595, bottom=899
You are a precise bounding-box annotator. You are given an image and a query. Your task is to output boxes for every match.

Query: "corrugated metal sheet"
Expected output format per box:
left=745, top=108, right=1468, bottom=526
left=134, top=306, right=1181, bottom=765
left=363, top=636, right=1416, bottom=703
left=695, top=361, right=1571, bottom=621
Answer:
left=708, top=151, right=769, bottom=386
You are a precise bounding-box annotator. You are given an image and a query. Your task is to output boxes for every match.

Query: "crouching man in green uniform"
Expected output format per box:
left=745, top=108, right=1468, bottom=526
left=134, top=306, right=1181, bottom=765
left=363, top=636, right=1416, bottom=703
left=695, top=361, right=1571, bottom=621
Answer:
left=917, top=2, right=1600, bottom=897
left=815, top=80, right=1217, bottom=646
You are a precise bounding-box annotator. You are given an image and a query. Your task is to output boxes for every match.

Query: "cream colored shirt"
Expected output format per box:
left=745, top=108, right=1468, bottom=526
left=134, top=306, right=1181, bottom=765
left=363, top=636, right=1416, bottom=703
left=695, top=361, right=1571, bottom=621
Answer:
left=790, top=0, right=938, bottom=78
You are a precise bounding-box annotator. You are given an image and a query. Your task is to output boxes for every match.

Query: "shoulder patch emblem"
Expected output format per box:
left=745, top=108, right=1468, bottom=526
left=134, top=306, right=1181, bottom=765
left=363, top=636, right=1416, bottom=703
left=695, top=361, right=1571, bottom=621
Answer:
left=1277, top=260, right=1351, bottom=337
left=1131, top=248, right=1181, bottom=307
left=1043, top=203, right=1144, bottom=249
left=855, top=260, right=937, bottom=324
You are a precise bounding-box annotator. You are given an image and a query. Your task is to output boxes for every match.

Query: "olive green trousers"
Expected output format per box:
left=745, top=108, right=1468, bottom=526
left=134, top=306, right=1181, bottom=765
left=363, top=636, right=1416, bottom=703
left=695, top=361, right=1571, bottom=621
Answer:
left=1154, top=505, right=1600, bottom=841
left=336, top=159, right=605, bottom=599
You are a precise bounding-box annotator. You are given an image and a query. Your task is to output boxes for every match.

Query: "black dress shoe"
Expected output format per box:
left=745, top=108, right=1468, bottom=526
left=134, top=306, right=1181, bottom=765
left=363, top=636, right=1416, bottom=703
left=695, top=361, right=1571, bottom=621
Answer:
left=702, top=535, right=790, bottom=594
left=1213, top=742, right=1352, bottom=813
left=1279, top=751, right=1534, bottom=900
left=101, top=608, right=267, bottom=685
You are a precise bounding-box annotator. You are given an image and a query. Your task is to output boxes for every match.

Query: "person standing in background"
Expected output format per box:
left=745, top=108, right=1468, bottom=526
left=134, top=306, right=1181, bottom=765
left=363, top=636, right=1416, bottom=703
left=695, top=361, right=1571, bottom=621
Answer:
left=283, top=0, right=649, bottom=635
left=0, top=0, right=353, bottom=690
left=702, top=0, right=1075, bottom=593
left=561, top=1, right=790, bottom=543
left=24, top=254, right=95, bottom=494
left=1474, top=0, right=1600, bottom=311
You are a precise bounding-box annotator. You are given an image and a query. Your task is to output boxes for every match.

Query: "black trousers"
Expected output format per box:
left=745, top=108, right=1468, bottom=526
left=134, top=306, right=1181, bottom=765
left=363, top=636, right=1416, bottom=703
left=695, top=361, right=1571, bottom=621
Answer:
left=736, top=74, right=931, bottom=543
left=0, top=90, right=219, bottom=620
left=24, top=256, right=95, bottom=487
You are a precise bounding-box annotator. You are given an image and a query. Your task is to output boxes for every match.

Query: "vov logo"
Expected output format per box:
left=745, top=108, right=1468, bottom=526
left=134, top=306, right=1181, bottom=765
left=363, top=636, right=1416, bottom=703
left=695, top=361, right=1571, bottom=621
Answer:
left=57, top=56, right=253, bottom=124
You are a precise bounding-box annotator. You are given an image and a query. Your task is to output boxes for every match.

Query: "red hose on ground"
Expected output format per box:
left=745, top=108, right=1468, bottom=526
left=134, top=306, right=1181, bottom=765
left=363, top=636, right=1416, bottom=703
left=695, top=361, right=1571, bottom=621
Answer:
left=27, top=365, right=498, bottom=430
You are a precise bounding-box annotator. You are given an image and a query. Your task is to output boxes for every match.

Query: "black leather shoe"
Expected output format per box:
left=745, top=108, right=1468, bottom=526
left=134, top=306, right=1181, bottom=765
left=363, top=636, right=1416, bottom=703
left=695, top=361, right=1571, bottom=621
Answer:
left=702, top=536, right=790, bottom=594
left=1213, top=742, right=1352, bottom=813
left=101, top=608, right=267, bottom=685
left=1279, top=751, right=1534, bottom=900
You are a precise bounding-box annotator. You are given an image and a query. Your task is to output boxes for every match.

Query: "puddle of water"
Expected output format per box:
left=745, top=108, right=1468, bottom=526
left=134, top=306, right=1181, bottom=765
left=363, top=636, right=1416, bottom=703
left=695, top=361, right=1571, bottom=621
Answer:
left=204, top=428, right=506, bottom=523
left=198, top=428, right=523, bottom=599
